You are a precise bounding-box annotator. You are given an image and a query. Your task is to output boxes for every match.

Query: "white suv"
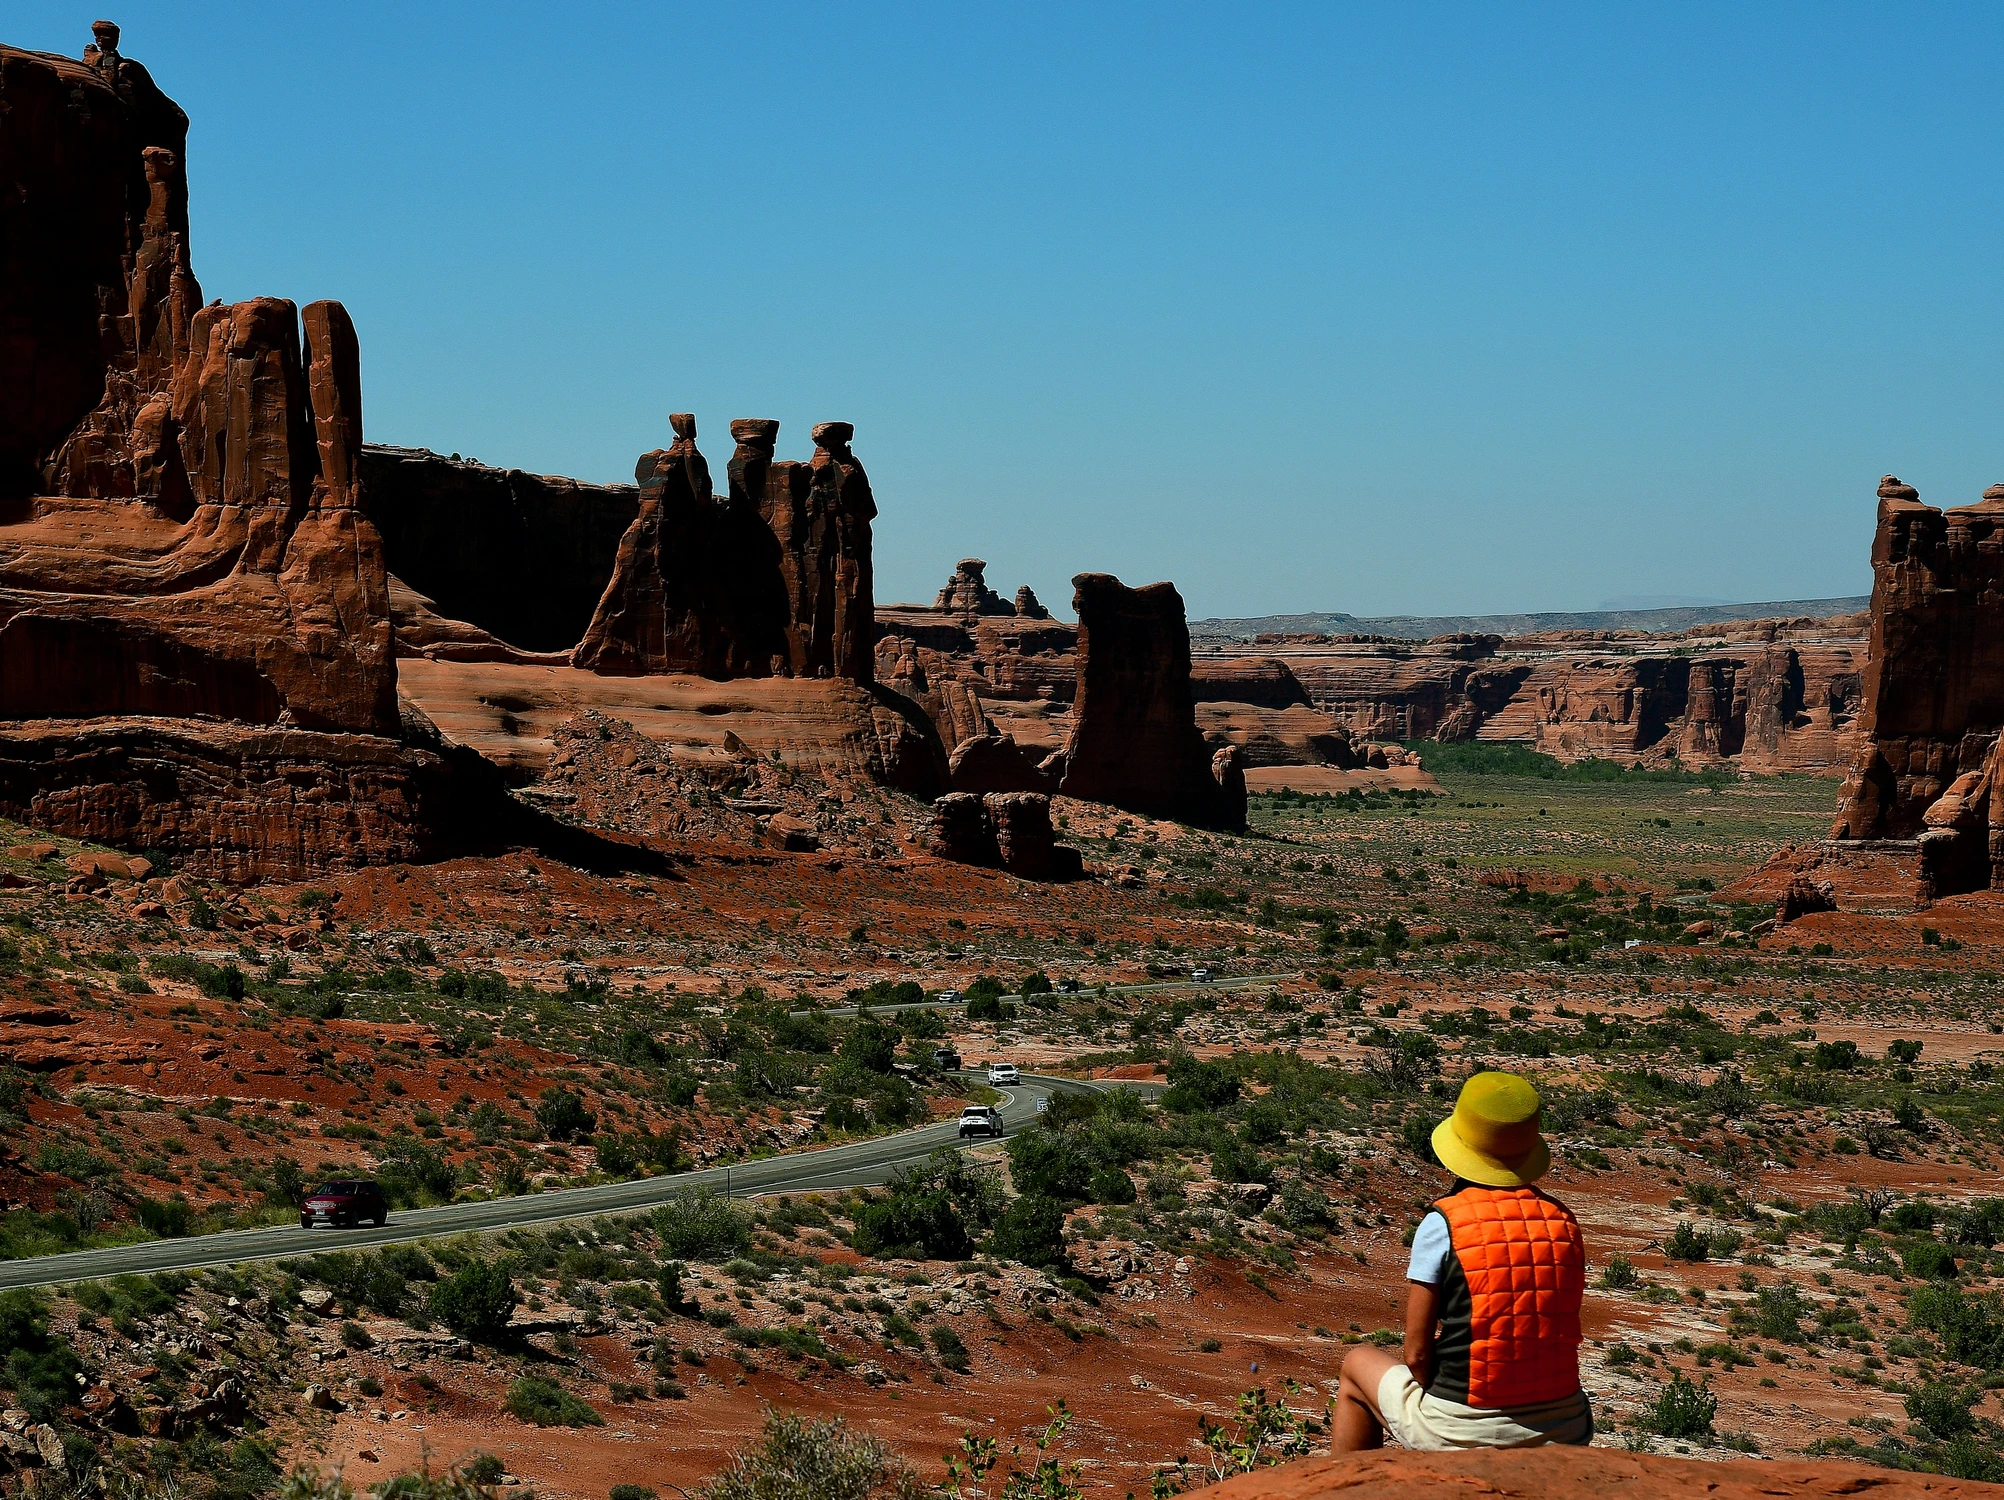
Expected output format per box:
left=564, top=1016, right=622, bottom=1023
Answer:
left=987, top=1063, right=1021, bottom=1087
left=958, top=1105, right=1005, bottom=1138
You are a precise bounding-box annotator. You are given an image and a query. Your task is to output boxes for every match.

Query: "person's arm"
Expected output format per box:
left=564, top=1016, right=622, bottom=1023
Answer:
left=1404, top=1279, right=1439, bottom=1387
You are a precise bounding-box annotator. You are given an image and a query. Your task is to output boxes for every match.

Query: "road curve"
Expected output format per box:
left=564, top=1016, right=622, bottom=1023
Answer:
left=0, top=1073, right=1159, bottom=1292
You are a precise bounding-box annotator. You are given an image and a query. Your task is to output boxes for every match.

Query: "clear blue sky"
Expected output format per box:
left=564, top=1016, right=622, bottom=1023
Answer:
left=19, top=4, right=2002, bottom=619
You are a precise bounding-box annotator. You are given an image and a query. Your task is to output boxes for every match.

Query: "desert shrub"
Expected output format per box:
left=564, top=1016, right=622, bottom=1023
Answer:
left=987, top=1193, right=1068, bottom=1269
left=1599, top=1254, right=1639, bottom=1290
left=1905, top=1242, right=1960, bottom=1281
left=0, top=1289, right=81, bottom=1423
left=428, top=1259, right=518, bottom=1344
left=1665, top=1221, right=1710, bottom=1262
left=1162, top=1057, right=1240, bottom=1112
left=1006, top=1130, right=1093, bottom=1203
left=137, top=1195, right=192, bottom=1238
left=840, top=1021, right=899, bottom=1075
left=1907, top=1380, right=1979, bottom=1439
left=929, top=1324, right=970, bottom=1372
left=617, top=1029, right=671, bottom=1067
left=1909, top=1284, right=2004, bottom=1369
left=1812, top=1039, right=1861, bottom=1071
left=535, top=1087, right=597, bottom=1142
left=700, top=1410, right=925, bottom=1500
left=853, top=1149, right=1002, bottom=1261
left=653, top=1189, right=754, bottom=1262
left=505, top=1375, right=602, bottom=1428
left=1645, top=1371, right=1716, bottom=1439
left=1088, top=1166, right=1137, bottom=1205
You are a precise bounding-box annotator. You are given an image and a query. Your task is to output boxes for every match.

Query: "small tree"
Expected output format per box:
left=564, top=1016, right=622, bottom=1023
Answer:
left=1645, top=1372, right=1716, bottom=1440
left=987, top=1193, right=1068, bottom=1270
left=428, top=1259, right=518, bottom=1345
left=704, top=1410, right=926, bottom=1500
left=535, top=1087, right=596, bottom=1142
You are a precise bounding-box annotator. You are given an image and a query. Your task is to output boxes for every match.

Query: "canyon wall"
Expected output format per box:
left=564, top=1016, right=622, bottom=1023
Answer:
left=358, top=446, right=638, bottom=655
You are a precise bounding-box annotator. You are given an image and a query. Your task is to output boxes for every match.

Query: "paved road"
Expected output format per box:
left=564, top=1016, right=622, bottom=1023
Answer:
left=798, top=971, right=1295, bottom=1018
left=0, top=1073, right=1161, bottom=1292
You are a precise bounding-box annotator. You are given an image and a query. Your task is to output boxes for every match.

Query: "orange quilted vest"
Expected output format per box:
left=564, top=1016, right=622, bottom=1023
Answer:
left=1423, top=1184, right=1584, bottom=1408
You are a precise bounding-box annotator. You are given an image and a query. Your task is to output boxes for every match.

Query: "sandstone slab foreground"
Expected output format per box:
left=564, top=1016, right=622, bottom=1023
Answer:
left=1190, top=1449, right=2002, bottom=1500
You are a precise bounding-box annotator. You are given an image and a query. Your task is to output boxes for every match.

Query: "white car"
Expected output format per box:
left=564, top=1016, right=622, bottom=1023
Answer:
left=958, top=1105, right=1005, bottom=1138
left=987, top=1063, right=1021, bottom=1087
left=1192, top=968, right=1213, bottom=983
left=936, top=989, right=962, bottom=1004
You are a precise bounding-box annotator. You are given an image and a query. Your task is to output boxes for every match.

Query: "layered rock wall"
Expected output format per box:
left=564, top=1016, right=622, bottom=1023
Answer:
left=1831, top=476, right=2004, bottom=894
left=358, top=446, right=639, bottom=654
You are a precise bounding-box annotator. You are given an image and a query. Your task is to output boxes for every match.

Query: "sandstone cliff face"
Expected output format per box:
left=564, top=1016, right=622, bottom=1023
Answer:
left=1188, top=616, right=1863, bottom=773
left=1831, top=475, right=2004, bottom=895
left=574, top=418, right=876, bottom=683
left=0, top=26, right=194, bottom=501
left=359, top=446, right=639, bottom=655
left=1056, top=574, right=1245, bottom=830
left=0, top=30, right=463, bottom=875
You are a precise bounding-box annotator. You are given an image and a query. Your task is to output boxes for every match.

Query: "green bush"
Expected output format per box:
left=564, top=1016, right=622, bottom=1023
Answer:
left=653, top=1189, right=754, bottom=1262
left=1907, top=1380, right=1978, bottom=1439
left=700, top=1410, right=924, bottom=1500
left=987, top=1193, right=1068, bottom=1269
left=505, top=1375, right=603, bottom=1428
left=610, top=1487, right=658, bottom=1500
left=1088, top=1167, right=1137, bottom=1205
left=428, top=1259, right=518, bottom=1345
left=535, top=1087, right=597, bottom=1142
left=1905, top=1241, right=1960, bottom=1282
left=1909, top=1285, right=2004, bottom=1369
left=1645, top=1371, right=1717, bottom=1439
left=1161, top=1056, right=1240, bottom=1112
left=929, top=1324, right=970, bottom=1372
left=854, top=1150, right=1002, bottom=1260
left=137, top=1194, right=192, bottom=1238
left=0, top=1290, right=81, bottom=1423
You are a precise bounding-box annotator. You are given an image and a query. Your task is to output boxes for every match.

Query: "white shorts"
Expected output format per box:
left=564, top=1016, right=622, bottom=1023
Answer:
left=1375, top=1364, right=1593, bottom=1451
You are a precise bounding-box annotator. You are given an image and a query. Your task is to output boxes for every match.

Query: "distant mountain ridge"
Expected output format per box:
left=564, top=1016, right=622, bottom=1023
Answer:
left=1189, top=597, right=1871, bottom=642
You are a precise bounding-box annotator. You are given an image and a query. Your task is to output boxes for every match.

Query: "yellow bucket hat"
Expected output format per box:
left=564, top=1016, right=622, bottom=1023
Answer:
left=1431, top=1071, right=1551, bottom=1187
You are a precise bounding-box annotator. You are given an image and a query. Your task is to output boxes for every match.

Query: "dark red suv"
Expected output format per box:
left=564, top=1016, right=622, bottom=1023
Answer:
left=300, top=1179, right=388, bottom=1229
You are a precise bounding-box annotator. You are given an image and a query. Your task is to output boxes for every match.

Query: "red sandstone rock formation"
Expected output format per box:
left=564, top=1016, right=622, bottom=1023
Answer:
left=359, top=446, right=639, bottom=655
left=1186, top=1447, right=2002, bottom=1500
left=1832, top=476, right=2004, bottom=892
left=925, top=791, right=1080, bottom=880
left=0, top=27, right=194, bottom=501
left=935, top=559, right=1014, bottom=616
left=1056, top=573, right=1246, bottom=830
left=574, top=417, right=876, bottom=683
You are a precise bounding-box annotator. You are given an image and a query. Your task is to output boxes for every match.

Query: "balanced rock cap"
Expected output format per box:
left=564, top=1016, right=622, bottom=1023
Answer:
left=729, top=419, right=779, bottom=446
left=669, top=412, right=696, bottom=440
left=811, top=422, right=854, bottom=447
left=1983, top=484, right=2004, bottom=502
left=1879, top=475, right=1921, bottom=501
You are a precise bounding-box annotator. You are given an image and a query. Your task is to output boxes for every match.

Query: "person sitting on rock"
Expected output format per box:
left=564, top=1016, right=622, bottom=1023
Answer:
left=1332, top=1070, right=1593, bottom=1451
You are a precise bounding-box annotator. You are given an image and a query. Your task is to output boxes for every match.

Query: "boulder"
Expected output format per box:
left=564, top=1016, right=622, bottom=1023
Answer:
left=926, top=792, right=1079, bottom=881
left=928, top=793, right=999, bottom=867
left=947, top=732, right=1059, bottom=795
